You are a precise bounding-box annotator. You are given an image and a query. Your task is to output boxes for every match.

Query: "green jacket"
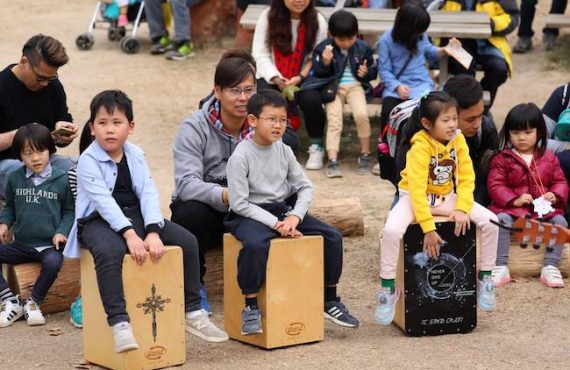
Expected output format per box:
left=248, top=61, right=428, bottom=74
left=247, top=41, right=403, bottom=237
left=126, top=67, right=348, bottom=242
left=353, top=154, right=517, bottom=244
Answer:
left=0, top=166, right=74, bottom=248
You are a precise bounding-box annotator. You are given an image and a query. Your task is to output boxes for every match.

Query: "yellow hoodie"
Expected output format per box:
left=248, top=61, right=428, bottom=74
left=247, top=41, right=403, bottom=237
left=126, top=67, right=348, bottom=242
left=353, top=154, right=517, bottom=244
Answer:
left=398, top=129, right=475, bottom=233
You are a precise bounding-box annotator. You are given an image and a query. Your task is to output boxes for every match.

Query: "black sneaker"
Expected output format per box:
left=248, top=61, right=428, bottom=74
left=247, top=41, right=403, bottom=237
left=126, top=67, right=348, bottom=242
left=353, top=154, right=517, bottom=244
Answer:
left=241, top=305, right=262, bottom=335
left=324, top=298, right=359, bottom=328
left=326, top=160, right=343, bottom=178
left=357, top=153, right=373, bottom=174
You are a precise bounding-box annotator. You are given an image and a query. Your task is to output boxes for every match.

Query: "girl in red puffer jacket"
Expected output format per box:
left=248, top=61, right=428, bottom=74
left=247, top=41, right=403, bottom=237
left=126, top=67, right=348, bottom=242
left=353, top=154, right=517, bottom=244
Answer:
left=488, top=103, right=569, bottom=289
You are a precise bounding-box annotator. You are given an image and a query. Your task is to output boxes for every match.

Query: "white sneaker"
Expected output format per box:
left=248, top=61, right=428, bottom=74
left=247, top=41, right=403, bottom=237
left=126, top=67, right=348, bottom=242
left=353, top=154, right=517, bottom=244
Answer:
left=24, top=299, right=46, bottom=326
left=305, top=144, right=324, bottom=170
left=0, top=296, right=23, bottom=328
left=540, top=265, right=564, bottom=288
left=186, top=310, right=229, bottom=342
left=491, top=265, right=512, bottom=288
left=112, top=322, right=139, bottom=353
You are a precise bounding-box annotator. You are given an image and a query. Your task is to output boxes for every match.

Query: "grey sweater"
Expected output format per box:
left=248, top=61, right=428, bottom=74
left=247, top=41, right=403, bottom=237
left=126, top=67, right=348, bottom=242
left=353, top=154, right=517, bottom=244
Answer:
left=227, top=138, right=314, bottom=229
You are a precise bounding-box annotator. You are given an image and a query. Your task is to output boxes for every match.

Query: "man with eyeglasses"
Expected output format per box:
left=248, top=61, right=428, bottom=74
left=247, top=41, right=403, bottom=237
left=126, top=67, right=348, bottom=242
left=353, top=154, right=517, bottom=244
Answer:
left=0, top=34, right=78, bottom=199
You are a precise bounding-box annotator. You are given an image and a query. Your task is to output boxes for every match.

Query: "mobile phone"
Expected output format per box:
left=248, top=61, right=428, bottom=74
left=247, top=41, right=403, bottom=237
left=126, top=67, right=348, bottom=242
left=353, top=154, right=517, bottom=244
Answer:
left=53, top=127, right=74, bottom=137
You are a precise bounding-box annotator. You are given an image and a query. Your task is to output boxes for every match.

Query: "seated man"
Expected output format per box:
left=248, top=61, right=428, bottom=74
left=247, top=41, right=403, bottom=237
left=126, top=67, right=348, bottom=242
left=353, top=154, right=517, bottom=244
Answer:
left=0, top=34, right=78, bottom=198
left=441, top=0, right=519, bottom=111
left=543, top=82, right=570, bottom=181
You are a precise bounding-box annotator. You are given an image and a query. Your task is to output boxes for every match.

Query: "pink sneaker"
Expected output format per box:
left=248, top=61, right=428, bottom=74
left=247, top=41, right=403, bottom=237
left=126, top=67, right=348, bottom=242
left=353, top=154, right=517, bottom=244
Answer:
left=118, top=14, right=128, bottom=27
left=491, top=266, right=512, bottom=288
left=539, top=265, right=564, bottom=288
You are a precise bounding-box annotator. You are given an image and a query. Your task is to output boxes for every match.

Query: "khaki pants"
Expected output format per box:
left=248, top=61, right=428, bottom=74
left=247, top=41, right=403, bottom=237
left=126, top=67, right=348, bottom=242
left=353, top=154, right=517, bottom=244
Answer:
left=325, top=83, right=371, bottom=152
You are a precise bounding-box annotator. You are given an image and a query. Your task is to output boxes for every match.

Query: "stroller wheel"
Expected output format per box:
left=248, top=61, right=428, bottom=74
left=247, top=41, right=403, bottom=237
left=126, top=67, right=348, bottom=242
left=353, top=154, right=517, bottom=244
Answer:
left=76, top=33, right=94, bottom=50
left=120, top=37, right=139, bottom=54
left=107, top=27, right=123, bottom=41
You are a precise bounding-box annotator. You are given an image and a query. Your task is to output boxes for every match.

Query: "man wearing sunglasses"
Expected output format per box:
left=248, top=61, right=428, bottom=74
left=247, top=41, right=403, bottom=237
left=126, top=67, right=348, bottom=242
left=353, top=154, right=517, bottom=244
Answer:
left=0, top=34, right=78, bottom=198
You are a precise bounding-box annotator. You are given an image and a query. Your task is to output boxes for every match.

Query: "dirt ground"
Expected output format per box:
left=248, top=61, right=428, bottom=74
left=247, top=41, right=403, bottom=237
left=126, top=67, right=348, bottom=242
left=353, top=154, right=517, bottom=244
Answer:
left=1, top=1, right=569, bottom=369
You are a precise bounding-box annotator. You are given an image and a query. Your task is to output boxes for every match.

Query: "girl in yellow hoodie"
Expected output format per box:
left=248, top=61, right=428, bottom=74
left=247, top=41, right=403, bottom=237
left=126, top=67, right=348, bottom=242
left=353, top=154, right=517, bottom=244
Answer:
left=375, top=91, right=499, bottom=326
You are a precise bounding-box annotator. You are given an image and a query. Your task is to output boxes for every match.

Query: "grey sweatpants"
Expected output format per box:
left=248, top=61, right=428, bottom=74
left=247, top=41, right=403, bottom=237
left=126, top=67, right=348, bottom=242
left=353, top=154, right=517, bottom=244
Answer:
left=496, top=213, right=567, bottom=267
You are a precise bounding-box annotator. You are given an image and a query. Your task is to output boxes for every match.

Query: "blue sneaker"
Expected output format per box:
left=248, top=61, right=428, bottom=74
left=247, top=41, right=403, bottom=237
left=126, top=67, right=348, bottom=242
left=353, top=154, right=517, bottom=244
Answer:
left=199, top=283, right=212, bottom=315
left=374, top=287, right=400, bottom=325
left=70, top=296, right=83, bottom=328
left=477, top=275, right=496, bottom=311
left=241, top=305, right=262, bottom=335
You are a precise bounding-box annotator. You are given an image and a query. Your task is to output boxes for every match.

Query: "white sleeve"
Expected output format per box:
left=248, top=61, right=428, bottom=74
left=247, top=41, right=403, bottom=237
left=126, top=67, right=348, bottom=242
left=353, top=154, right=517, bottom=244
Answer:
left=252, top=8, right=282, bottom=84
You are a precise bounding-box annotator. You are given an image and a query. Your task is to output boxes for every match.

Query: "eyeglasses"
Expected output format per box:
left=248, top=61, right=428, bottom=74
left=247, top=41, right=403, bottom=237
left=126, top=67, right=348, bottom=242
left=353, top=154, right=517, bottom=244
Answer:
left=225, top=86, right=257, bottom=98
left=258, top=116, right=290, bottom=127
left=29, top=62, right=58, bottom=83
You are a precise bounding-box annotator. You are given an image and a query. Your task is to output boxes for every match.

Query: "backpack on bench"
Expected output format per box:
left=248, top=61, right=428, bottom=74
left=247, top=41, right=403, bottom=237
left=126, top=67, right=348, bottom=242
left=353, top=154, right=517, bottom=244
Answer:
left=554, top=83, right=570, bottom=141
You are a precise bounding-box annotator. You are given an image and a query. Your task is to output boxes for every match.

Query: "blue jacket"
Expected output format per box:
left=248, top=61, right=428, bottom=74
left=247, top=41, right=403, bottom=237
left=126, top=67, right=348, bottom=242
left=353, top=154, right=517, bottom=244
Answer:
left=301, top=38, right=377, bottom=92
left=64, top=141, right=164, bottom=258
left=378, top=30, right=439, bottom=99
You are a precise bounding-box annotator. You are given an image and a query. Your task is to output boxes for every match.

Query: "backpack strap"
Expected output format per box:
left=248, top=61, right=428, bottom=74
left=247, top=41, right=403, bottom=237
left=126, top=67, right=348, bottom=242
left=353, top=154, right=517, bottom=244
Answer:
left=396, top=53, right=414, bottom=80
left=563, top=83, right=570, bottom=110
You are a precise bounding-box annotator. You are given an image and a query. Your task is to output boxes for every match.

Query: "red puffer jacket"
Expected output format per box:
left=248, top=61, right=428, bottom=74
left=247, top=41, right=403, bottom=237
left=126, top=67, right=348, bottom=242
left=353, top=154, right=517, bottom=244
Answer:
left=487, top=148, right=569, bottom=219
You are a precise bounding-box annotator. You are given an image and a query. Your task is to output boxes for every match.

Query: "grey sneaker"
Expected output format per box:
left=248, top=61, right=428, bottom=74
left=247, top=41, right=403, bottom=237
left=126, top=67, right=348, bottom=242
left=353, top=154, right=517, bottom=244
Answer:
left=357, top=153, right=373, bottom=174
left=326, top=160, right=343, bottom=178
left=513, top=37, right=533, bottom=54
left=165, top=42, right=196, bottom=61
left=185, top=310, right=229, bottom=342
left=112, top=322, right=139, bottom=353
left=543, top=33, right=557, bottom=51
left=241, top=305, right=262, bottom=335
left=150, top=36, right=173, bottom=55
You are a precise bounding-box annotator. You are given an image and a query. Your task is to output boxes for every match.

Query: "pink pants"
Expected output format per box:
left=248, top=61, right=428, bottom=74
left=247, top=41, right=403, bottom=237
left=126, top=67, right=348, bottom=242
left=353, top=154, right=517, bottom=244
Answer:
left=380, top=192, right=498, bottom=279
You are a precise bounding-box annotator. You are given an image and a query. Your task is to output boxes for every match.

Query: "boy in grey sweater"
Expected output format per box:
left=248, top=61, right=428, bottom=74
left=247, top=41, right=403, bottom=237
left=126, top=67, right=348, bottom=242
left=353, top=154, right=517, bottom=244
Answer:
left=224, top=90, right=359, bottom=335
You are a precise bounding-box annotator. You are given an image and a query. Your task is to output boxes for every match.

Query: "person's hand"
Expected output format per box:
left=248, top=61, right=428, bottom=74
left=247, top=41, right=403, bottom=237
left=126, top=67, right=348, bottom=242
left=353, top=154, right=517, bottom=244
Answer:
left=0, top=224, right=8, bottom=244
left=448, top=210, right=470, bottom=236
left=285, top=75, right=302, bottom=87
left=396, top=85, right=410, bottom=100
left=280, top=215, right=303, bottom=237
left=51, top=121, right=79, bottom=145
left=447, top=37, right=461, bottom=49
left=423, top=230, right=443, bottom=258
left=322, top=44, right=334, bottom=66
left=271, top=76, right=288, bottom=91
left=52, top=233, right=67, bottom=250
left=357, top=60, right=368, bottom=78
left=543, top=192, right=557, bottom=204
left=513, top=193, right=533, bottom=207
left=123, top=229, right=146, bottom=265
left=144, top=232, right=166, bottom=263
left=222, top=188, right=229, bottom=205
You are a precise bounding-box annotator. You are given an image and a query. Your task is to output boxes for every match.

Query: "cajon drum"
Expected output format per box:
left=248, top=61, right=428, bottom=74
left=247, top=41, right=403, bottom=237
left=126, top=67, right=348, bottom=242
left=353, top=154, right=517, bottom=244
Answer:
left=393, top=219, right=477, bottom=336
left=223, top=234, right=324, bottom=349
left=81, top=246, right=185, bottom=370
left=1, top=259, right=80, bottom=314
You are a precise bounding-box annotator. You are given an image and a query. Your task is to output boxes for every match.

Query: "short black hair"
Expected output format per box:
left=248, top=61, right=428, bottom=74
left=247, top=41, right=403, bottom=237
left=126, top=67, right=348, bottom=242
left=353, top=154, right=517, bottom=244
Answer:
left=247, top=90, right=287, bottom=117
left=499, top=102, right=547, bottom=157
left=22, top=34, right=69, bottom=68
left=443, top=75, right=483, bottom=110
left=329, top=9, right=359, bottom=38
left=89, top=90, right=133, bottom=124
left=214, top=57, right=256, bottom=90
left=13, top=123, right=56, bottom=160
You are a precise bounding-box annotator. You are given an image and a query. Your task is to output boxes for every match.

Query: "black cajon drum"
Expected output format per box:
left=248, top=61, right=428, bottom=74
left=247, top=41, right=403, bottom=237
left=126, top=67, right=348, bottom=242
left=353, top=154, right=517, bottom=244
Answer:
left=393, top=220, right=477, bottom=336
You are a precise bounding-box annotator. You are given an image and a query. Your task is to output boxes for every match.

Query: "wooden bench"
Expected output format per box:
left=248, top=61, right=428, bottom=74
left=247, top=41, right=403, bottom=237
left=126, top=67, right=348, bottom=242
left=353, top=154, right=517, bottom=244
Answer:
left=545, top=14, right=570, bottom=29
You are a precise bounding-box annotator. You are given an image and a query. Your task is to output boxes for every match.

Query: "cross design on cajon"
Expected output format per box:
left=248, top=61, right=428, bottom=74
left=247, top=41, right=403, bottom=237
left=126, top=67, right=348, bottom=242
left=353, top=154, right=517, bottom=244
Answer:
left=136, top=284, right=171, bottom=342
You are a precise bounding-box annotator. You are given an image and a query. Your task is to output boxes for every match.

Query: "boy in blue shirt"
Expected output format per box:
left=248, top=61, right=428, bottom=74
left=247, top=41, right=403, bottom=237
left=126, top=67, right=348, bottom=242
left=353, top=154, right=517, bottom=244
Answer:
left=225, top=90, right=359, bottom=335
left=64, top=90, right=228, bottom=353
left=0, top=123, right=74, bottom=327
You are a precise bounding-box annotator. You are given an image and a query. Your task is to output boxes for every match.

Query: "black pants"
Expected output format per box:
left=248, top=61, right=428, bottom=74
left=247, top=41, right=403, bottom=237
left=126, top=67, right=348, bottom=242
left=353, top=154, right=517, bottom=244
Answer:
left=79, top=206, right=201, bottom=326
left=448, top=39, right=508, bottom=110
left=380, top=96, right=404, bottom=132
left=518, top=0, right=568, bottom=37
left=224, top=203, right=343, bottom=295
left=0, top=244, right=62, bottom=303
left=297, top=89, right=327, bottom=140
left=170, top=199, right=227, bottom=282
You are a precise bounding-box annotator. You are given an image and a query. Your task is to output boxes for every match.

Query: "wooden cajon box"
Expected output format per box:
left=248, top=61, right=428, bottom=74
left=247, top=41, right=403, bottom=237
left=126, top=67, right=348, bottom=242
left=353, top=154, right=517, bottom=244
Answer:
left=223, top=234, right=324, bottom=349
left=393, top=219, right=477, bottom=336
left=1, top=259, right=80, bottom=314
left=81, top=246, right=185, bottom=370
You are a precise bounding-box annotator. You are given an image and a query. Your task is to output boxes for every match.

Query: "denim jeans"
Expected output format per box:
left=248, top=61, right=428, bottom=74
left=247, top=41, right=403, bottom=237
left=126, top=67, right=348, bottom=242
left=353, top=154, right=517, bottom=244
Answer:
left=0, top=154, right=77, bottom=199
left=145, top=0, right=191, bottom=43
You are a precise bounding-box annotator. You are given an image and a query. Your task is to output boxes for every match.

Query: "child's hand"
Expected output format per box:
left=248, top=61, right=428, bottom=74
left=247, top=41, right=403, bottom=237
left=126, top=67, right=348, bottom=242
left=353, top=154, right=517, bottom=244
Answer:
left=52, top=233, right=67, bottom=250
left=280, top=215, right=303, bottom=238
left=423, top=230, right=443, bottom=258
left=543, top=192, right=557, bottom=204
left=322, top=44, right=334, bottom=66
left=144, top=233, right=166, bottom=263
left=447, top=37, right=461, bottom=49
left=0, top=224, right=8, bottom=244
left=448, top=210, right=470, bottom=236
left=357, top=60, right=368, bottom=78
left=396, top=85, right=410, bottom=100
left=123, top=229, right=146, bottom=265
left=513, top=194, right=533, bottom=207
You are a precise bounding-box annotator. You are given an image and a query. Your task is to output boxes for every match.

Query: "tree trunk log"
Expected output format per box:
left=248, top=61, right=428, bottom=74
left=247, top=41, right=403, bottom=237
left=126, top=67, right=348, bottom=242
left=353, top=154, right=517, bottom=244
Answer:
left=508, top=243, right=569, bottom=277
left=310, top=198, right=364, bottom=236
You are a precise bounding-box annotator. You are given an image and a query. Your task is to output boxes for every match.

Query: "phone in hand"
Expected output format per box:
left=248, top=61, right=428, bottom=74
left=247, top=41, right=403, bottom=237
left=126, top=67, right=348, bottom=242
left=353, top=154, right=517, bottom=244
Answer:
left=52, top=127, right=74, bottom=137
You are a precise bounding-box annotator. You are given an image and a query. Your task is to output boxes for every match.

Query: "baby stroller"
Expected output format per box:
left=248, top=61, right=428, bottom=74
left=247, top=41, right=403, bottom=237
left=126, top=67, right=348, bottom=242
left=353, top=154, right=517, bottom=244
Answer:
left=76, top=0, right=147, bottom=54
